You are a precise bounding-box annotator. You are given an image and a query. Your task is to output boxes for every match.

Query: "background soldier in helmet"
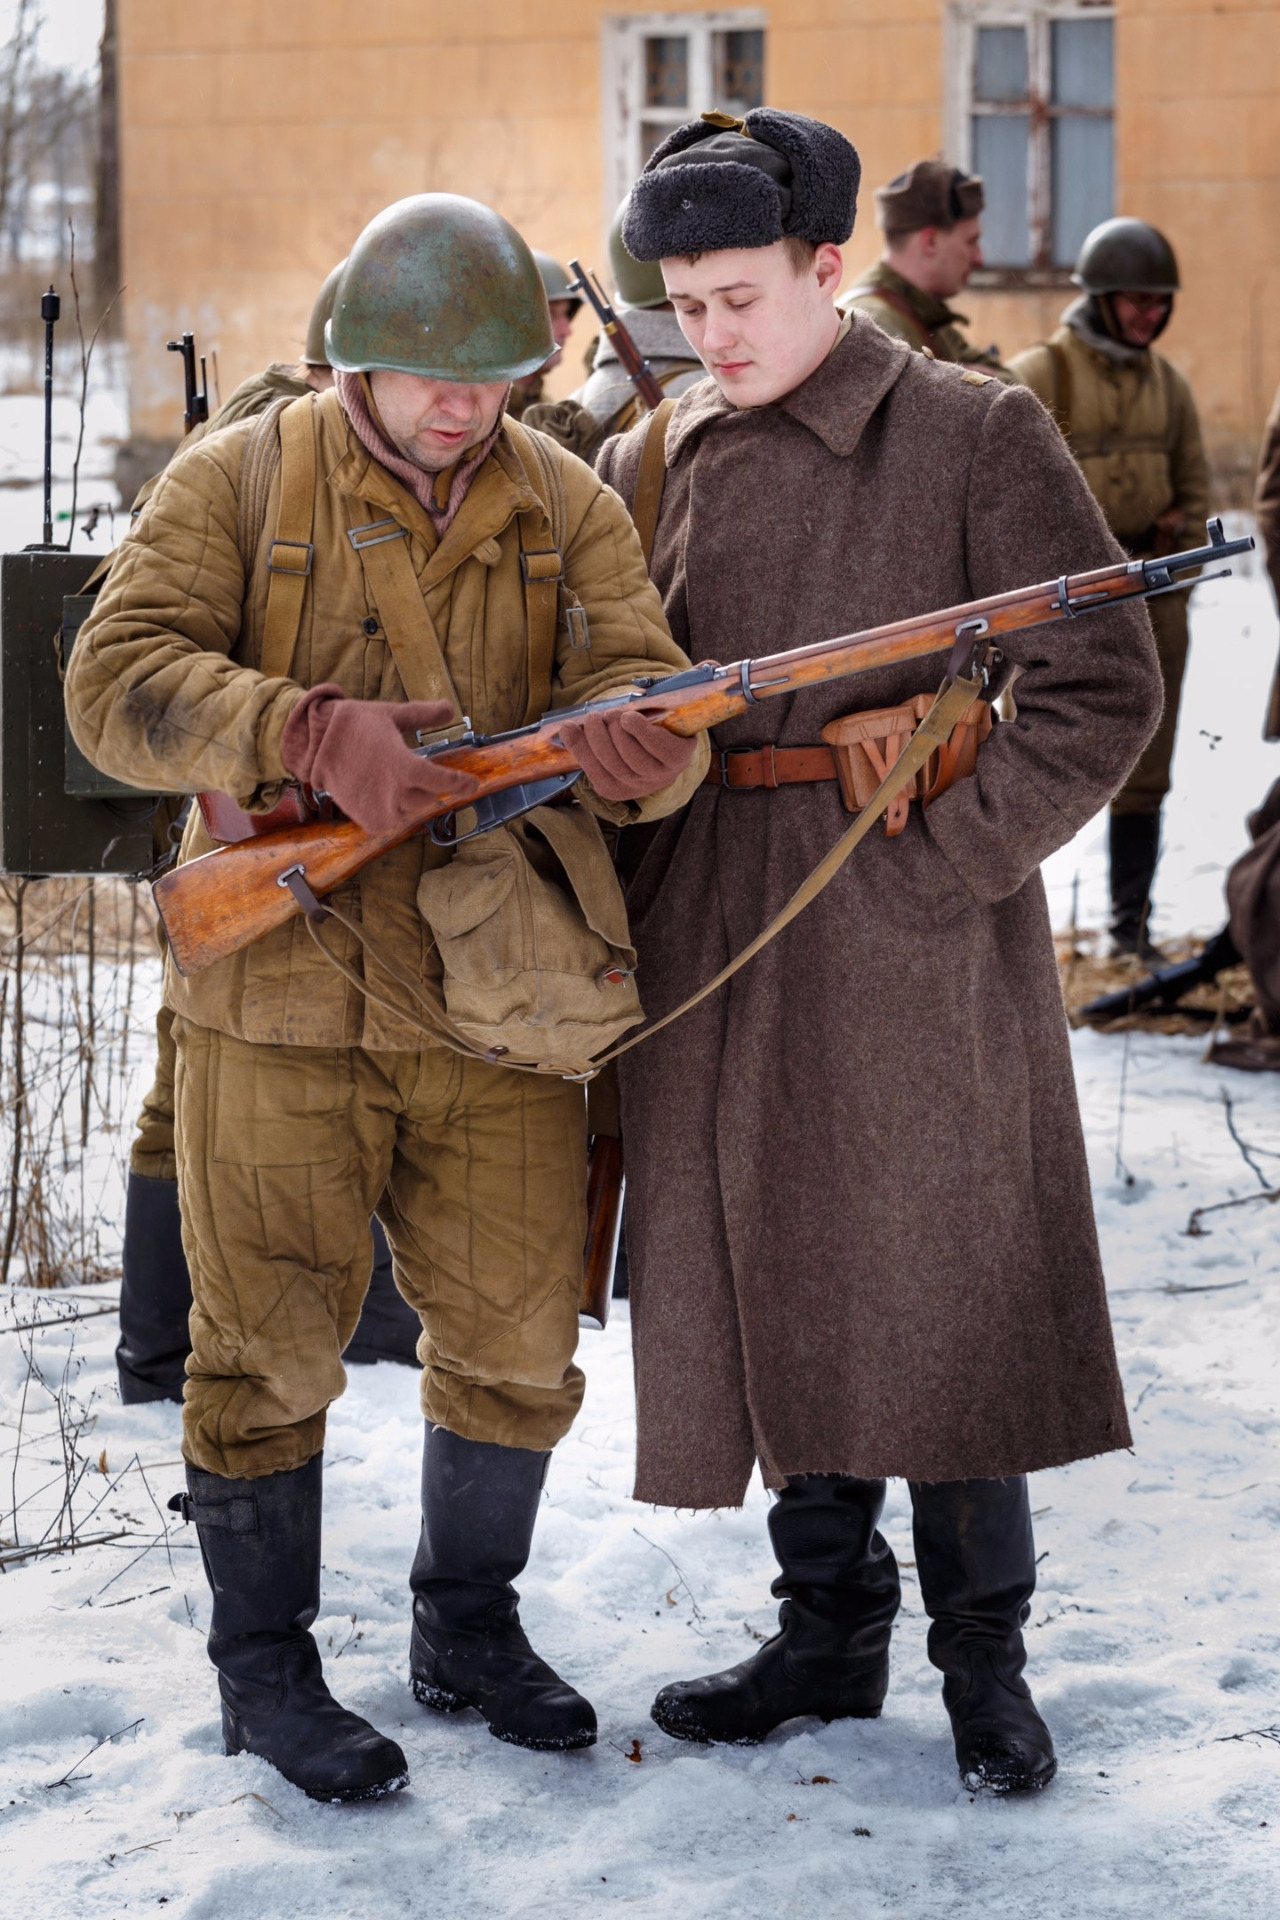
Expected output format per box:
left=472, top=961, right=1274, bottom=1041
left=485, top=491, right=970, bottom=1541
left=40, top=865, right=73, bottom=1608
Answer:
left=506, top=249, right=582, bottom=419
left=66, top=194, right=704, bottom=1804
left=838, top=158, right=1017, bottom=382
left=525, top=197, right=706, bottom=464
left=116, top=261, right=421, bottom=1410
left=1011, top=218, right=1211, bottom=956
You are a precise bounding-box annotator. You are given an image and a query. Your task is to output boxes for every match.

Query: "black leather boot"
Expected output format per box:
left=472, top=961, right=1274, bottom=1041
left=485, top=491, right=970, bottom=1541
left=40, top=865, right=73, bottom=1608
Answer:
left=651, top=1476, right=901, bottom=1746
left=171, top=1457, right=408, bottom=1802
left=910, top=1476, right=1056, bottom=1794
left=117, top=1174, right=192, bottom=1404
left=409, top=1425, right=596, bottom=1751
left=1109, top=811, right=1163, bottom=957
left=344, top=1218, right=421, bottom=1367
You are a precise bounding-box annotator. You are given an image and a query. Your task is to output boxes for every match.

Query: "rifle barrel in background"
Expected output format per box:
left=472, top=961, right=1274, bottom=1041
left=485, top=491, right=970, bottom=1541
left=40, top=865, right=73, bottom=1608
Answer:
left=166, top=331, right=210, bottom=435
left=1075, top=923, right=1242, bottom=1024
left=40, top=287, right=60, bottom=546
left=568, top=259, right=666, bottom=412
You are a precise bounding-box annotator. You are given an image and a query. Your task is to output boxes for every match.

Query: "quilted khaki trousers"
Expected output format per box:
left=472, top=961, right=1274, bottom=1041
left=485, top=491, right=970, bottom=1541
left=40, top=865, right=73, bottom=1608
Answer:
left=172, top=1017, right=587, bottom=1478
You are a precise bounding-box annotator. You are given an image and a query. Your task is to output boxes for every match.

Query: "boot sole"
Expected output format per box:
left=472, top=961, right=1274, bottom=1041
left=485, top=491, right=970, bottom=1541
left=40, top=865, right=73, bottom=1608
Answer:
left=651, top=1700, right=883, bottom=1748
left=224, top=1740, right=410, bottom=1805
left=412, top=1675, right=596, bottom=1751
left=961, top=1755, right=1057, bottom=1796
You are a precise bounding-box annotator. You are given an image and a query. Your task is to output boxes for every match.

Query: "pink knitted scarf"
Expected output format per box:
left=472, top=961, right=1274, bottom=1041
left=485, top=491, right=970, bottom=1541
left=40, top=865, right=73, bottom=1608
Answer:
left=335, top=371, right=506, bottom=537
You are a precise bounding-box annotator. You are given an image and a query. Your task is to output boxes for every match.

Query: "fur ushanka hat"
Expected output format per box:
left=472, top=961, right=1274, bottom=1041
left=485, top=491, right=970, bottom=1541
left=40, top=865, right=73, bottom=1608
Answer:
left=622, top=108, right=861, bottom=262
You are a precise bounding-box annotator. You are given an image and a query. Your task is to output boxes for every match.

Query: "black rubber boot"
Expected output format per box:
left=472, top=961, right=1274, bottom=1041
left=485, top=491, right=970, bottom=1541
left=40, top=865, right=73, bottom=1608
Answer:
left=117, top=1173, right=192, bottom=1405
left=651, top=1476, right=901, bottom=1747
left=1109, top=812, right=1163, bottom=957
left=344, top=1218, right=421, bottom=1368
left=408, top=1425, right=596, bottom=1751
left=172, top=1457, right=408, bottom=1803
left=910, top=1475, right=1056, bottom=1795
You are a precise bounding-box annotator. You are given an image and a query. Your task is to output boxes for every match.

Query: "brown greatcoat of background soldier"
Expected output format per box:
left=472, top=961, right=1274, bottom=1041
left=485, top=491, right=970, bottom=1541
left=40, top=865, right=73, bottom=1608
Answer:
left=599, top=104, right=1162, bottom=1796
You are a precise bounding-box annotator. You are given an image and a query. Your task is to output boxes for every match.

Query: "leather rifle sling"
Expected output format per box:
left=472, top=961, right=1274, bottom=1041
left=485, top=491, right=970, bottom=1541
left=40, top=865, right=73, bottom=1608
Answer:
left=258, top=395, right=318, bottom=678
left=631, top=398, right=676, bottom=566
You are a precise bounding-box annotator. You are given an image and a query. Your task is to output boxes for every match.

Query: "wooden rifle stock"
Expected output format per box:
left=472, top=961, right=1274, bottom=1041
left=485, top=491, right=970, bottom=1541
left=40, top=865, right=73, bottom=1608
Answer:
left=580, top=1134, right=624, bottom=1330
left=152, top=520, right=1252, bottom=977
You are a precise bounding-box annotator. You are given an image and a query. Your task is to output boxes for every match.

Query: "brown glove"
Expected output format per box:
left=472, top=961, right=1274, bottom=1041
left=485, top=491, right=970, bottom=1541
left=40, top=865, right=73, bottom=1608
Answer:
left=281, top=684, right=478, bottom=834
left=557, top=707, right=697, bottom=803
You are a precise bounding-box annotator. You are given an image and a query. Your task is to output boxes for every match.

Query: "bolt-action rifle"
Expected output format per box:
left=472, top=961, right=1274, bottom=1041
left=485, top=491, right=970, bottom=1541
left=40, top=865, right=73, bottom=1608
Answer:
left=1076, top=923, right=1242, bottom=1025
left=568, top=259, right=665, bottom=411
left=153, top=519, right=1252, bottom=978
left=166, top=330, right=209, bottom=435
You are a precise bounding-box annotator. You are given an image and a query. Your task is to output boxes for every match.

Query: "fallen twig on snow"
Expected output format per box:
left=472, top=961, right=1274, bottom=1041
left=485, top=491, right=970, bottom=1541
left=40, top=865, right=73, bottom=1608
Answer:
left=633, top=1527, right=706, bottom=1630
left=1185, top=1186, right=1280, bottom=1236
left=45, top=1716, right=144, bottom=1789
left=1213, top=1725, right=1280, bottom=1747
left=0, top=1527, right=132, bottom=1568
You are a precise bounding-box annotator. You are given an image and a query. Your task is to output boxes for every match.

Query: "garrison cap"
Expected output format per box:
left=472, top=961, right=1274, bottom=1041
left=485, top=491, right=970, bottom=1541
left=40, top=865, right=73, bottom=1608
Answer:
left=876, top=160, right=984, bottom=238
left=622, top=108, right=860, bottom=261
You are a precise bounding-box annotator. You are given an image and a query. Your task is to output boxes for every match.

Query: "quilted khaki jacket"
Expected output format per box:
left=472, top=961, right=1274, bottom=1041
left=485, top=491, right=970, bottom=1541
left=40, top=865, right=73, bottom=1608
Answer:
left=67, top=388, right=706, bottom=1048
left=1011, top=324, right=1209, bottom=547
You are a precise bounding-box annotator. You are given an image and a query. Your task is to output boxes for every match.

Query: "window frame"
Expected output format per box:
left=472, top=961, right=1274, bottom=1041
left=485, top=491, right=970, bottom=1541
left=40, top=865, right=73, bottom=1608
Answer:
left=601, top=10, right=768, bottom=229
left=943, top=0, right=1116, bottom=287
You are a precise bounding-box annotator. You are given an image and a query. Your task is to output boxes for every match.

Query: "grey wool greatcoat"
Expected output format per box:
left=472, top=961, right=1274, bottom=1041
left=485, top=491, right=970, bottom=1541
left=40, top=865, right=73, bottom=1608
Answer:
left=596, top=311, right=1162, bottom=1509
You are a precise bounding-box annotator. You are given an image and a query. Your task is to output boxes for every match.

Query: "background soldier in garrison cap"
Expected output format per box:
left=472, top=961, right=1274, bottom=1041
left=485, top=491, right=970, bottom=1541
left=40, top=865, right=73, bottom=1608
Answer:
left=1011, top=218, right=1211, bottom=957
left=525, top=197, right=706, bottom=465
left=839, top=158, right=1017, bottom=383
left=67, top=194, right=703, bottom=1804
left=116, top=260, right=422, bottom=1412
left=505, top=249, right=582, bottom=420
left=600, top=105, right=1158, bottom=1796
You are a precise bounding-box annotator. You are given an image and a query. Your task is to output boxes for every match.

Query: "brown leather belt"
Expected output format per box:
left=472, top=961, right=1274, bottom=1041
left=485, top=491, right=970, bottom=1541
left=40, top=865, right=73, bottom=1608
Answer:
left=703, top=745, right=839, bottom=790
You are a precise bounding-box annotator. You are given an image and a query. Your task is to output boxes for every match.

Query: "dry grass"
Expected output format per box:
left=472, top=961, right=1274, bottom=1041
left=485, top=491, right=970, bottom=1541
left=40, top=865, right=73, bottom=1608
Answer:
left=1058, top=927, right=1255, bottom=1035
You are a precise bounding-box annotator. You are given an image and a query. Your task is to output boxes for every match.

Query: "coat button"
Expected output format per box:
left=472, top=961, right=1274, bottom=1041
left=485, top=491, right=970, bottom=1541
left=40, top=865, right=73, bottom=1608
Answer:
left=363, top=617, right=379, bottom=635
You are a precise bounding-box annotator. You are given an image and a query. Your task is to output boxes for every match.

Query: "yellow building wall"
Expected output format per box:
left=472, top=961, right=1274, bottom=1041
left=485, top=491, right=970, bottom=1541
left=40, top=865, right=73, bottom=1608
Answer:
left=119, top=0, right=1280, bottom=496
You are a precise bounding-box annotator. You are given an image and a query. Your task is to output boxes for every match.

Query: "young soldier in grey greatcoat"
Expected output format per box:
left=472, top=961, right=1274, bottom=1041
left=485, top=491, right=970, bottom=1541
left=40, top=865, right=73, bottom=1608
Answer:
left=598, top=109, right=1162, bottom=1793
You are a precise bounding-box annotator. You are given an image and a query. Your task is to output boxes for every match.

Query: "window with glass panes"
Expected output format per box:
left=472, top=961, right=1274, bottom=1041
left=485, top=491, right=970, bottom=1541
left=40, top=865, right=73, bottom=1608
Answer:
left=948, top=5, right=1114, bottom=274
left=603, top=13, right=766, bottom=221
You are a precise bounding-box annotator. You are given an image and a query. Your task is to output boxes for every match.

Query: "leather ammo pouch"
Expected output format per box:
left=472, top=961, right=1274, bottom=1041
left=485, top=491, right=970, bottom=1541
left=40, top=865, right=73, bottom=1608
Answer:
left=821, top=693, right=992, bottom=837
left=415, top=802, right=644, bottom=1073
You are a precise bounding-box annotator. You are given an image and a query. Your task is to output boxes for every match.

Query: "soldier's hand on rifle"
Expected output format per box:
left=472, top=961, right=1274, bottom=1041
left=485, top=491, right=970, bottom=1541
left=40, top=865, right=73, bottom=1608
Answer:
left=282, top=685, right=477, bottom=834
left=558, top=707, right=697, bottom=802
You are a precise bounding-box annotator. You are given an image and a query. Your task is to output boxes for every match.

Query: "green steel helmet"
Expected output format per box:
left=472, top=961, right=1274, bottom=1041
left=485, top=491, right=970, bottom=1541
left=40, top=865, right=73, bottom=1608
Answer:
left=1073, top=218, right=1180, bottom=295
left=532, top=249, right=582, bottom=316
left=608, top=197, right=668, bottom=310
left=326, top=194, right=554, bottom=381
left=303, top=259, right=346, bottom=365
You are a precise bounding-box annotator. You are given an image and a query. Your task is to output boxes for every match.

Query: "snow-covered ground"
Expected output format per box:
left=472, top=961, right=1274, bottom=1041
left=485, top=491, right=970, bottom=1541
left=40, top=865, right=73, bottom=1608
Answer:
left=1, top=521, right=1278, bottom=1911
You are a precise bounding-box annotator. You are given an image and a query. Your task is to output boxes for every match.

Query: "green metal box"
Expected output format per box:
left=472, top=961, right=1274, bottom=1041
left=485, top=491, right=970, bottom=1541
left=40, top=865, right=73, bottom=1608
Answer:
left=0, top=549, right=163, bottom=877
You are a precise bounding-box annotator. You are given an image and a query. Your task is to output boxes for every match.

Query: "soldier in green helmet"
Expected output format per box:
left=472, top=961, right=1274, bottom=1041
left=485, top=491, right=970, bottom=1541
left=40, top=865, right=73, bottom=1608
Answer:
left=67, top=194, right=704, bottom=1804
left=505, top=248, right=582, bottom=419
left=1011, top=218, right=1211, bottom=955
left=524, top=196, right=706, bottom=462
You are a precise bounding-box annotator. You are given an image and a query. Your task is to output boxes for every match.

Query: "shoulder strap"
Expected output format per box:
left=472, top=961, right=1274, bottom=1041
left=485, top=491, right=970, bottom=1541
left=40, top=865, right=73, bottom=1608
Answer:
left=1047, top=339, right=1074, bottom=445
left=502, top=416, right=568, bottom=723
left=348, top=514, right=463, bottom=710
left=632, top=398, right=676, bottom=567
left=256, top=396, right=318, bottom=679
left=847, top=283, right=941, bottom=356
